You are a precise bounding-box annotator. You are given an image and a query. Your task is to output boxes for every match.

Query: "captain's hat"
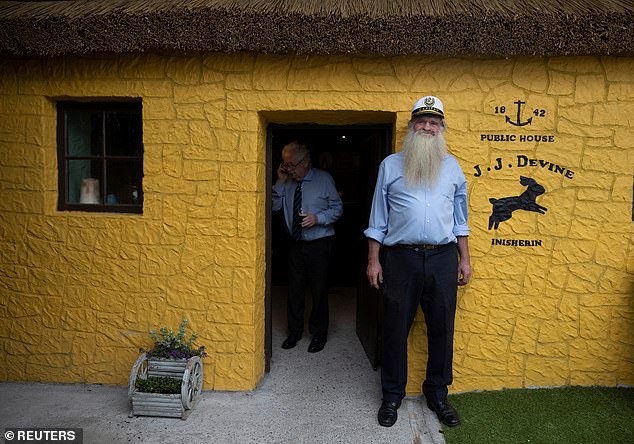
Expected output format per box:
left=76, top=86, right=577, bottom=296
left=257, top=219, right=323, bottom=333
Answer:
left=411, top=96, right=444, bottom=119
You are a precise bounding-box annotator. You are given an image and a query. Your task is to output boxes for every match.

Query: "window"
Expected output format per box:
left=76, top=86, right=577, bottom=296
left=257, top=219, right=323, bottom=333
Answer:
left=57, top=101, right=143, bottom=213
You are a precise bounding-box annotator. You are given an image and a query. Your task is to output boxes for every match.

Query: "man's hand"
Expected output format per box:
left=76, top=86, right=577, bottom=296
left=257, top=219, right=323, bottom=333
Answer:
left=277, top=163, right=289, bottom=182
left=456, top=236, right=471, bottom=286
left=301, top=214, right=317, bottom=228
left=366, top=239, right=383, bottom=289
left=458, top=259, right=471, bottom=286
left=367, top=261, right=383, bottom=289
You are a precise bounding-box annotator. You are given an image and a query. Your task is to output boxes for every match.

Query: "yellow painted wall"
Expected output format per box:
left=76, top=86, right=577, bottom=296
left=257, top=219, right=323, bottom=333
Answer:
left=0, top=53, right=632, bottom=393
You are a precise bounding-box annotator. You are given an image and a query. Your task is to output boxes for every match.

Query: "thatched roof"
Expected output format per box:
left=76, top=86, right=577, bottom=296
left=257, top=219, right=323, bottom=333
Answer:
left=0, top=0, right=633, bottom=57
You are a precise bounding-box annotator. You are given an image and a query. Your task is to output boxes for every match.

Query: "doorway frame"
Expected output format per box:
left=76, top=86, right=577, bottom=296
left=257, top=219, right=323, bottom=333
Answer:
left=264, top=119, right=394, bottom=372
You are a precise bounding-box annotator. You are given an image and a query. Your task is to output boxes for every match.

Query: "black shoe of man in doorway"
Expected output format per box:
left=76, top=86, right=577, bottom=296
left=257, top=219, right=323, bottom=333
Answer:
left=282, top=332, right=302, bottom=349
left=307, top=336, right=327, bottom=353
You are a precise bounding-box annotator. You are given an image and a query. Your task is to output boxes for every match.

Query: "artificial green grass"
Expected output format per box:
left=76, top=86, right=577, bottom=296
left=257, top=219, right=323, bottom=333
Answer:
left=443, top=386, right=634, bottom=444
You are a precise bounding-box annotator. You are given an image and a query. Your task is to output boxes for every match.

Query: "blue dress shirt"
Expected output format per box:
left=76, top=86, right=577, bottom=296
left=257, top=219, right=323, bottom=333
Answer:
left=273, top=167, right=343, bottom=241
left=364, top=152, right=469, bottom=246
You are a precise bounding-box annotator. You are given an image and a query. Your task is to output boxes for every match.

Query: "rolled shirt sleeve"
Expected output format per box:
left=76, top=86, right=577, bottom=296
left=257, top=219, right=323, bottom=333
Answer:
left=272, top=182, right=285, bottom=212
left=364, top=162, right=389, bottom=244
left=452, top=167, right=470, bottom=237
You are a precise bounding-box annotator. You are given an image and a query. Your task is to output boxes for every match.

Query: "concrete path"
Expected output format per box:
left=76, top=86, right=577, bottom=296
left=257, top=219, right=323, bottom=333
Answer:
left=0, top=287, right=446, bottom=443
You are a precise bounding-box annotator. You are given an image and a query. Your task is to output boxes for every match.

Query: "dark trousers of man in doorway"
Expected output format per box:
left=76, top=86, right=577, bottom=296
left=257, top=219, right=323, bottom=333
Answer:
left=380, top=243, right=458, bottom=404
left=287, top=236, right=333, bottom=340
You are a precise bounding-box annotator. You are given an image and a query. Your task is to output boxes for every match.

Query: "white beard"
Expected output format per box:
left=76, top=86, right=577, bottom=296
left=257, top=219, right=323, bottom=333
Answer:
left=402, top=129, right=448, bottom=188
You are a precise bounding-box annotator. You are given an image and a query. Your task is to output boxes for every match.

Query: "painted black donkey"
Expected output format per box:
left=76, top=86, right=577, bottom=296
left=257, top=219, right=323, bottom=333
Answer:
left=488, top=176, right=547, bottom=230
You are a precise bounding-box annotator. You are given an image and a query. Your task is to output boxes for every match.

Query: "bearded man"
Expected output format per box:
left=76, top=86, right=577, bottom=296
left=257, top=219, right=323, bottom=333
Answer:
left=364, top=96, right=471, bottom=428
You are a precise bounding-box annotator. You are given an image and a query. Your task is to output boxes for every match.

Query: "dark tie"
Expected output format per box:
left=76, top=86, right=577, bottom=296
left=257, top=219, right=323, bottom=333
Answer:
left=292, top=182, right=302, bottom=240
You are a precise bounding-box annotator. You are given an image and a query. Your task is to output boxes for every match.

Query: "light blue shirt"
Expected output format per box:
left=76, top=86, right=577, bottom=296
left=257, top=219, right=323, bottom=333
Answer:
left=273, top=167, right=343, bottom=241
left=364, top=152, right=469, bottom=246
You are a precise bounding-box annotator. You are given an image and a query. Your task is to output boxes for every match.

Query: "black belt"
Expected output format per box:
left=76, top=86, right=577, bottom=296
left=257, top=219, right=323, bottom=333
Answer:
left=290, top=235, right=335, bottom=243
left=393, top=243, right=443, bottom=251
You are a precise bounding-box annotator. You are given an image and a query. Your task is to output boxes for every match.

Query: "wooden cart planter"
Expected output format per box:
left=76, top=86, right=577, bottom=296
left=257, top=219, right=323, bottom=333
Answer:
left=128, top=353, right=204, bottom=419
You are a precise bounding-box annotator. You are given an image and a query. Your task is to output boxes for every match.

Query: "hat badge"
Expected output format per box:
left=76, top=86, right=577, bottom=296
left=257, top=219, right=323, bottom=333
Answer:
left=424, top=97, right=435, bottom=106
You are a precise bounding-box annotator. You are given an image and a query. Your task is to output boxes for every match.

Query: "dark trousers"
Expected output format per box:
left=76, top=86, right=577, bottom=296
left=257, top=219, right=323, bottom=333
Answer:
left=380, top=243, right=458, bottom=404
left=287, top=236, right=333, bottom=339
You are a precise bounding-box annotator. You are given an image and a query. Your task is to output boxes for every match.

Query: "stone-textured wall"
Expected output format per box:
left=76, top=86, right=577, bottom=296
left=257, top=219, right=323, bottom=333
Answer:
left=0, top=53, right=632, bottom=393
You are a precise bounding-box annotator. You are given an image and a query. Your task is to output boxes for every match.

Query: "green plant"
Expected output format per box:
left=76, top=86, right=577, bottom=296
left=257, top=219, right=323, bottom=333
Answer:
left=136, top=376, right=182, bottom=394
left=144, top=319, right=207, bottom=360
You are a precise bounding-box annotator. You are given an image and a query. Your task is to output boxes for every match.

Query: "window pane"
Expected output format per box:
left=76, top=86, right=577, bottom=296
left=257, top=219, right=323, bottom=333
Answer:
left=67, top=110, right=102, bottom=156
left=67, top=159, right=103, bottom=204
left=105, top=160, right=143, bottom=205
left=105, top=111, right=142, bottom=157
left=58, top=101, right=143, bottom=213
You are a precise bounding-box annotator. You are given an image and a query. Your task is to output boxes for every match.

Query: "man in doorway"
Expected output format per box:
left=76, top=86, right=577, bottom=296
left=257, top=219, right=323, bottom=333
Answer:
left=273, top=141, right=343, bottom=353
left=364, top=96, right=471, bottom=427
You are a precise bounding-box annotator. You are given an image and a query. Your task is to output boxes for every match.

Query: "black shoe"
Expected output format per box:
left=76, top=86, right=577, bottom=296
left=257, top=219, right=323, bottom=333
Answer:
left=282, top=333, right=302, bottom=349
left=377, top=399, right=401, bottom=427
left=307, top=337, right=326, bottom=353
left=426, top=399, right=461, bottom=427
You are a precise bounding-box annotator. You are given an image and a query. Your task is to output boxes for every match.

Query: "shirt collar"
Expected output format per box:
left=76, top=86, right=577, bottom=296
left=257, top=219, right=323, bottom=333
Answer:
left=299, top=167, right=314, bottom=182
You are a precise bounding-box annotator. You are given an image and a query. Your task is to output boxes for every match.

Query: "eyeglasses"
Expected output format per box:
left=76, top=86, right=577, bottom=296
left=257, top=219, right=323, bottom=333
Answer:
left=282, top=158, right=306, bottom=169
left=412, top=117, right=441, bottom=127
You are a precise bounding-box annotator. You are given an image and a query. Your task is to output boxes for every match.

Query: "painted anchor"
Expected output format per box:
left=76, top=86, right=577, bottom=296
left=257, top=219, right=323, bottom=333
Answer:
left=505, top=100, right=532, bottom=127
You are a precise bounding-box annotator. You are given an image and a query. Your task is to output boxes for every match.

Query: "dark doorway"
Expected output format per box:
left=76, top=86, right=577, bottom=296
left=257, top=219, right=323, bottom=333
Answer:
left=265, top=123, right=392, bottom=371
